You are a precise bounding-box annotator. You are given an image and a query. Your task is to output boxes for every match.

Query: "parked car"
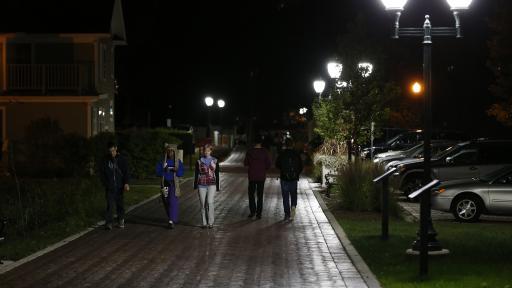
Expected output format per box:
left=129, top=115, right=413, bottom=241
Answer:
left=361, top=129, right=468, bottom=159
left=431, top=165, right=512, bottom=222
left=360, top=130, right=423, bottom=159
left=374, top=140, right=456, bottom=167
left=393, top=139, right=512, bottom=195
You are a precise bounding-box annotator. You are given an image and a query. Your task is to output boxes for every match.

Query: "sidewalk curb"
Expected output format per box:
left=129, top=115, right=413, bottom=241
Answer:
left=308, top=181, right=382, bottom=288
left=0, top=178, right=193, bottom=275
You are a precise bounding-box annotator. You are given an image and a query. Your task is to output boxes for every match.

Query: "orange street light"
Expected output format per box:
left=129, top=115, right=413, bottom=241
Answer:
left=411, top=82, right=423, bottom=94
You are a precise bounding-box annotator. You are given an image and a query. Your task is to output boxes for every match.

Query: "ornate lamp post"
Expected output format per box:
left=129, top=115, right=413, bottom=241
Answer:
left=380, top=0, right=473, bottom=277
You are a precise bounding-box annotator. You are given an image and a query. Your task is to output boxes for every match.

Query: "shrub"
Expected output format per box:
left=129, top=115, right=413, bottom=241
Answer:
left=332, top=161, right=399, bottom=215
left=120, top=128, right=181, bottom=179
left=0, top=177, right=104, bottom=236
left=14, top=118, right=91, bottom=177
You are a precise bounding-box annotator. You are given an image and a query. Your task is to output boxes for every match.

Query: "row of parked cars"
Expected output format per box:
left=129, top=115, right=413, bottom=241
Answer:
left=369, top=135, right=512, bottom=222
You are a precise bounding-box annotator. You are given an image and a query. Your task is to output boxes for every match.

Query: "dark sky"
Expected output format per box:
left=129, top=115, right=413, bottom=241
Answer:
left=1, top=0, right=507, bottom=136
left=114, top=0, right=500, bottom=135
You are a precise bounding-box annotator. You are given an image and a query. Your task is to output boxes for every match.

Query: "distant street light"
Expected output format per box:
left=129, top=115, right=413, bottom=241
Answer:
left=313, top=80, right=326, bottom=100
left=299, top=107, right=308, bottom=115
left=217, top=99, right=226, bottom=108
left=358, top=62, right=374, bottom=78
left=205, top=96, right=214, bottom=137
left=205, top=96, right=214, bottom=107
left=381, top=0, right=473, bottom=278
left=327, top=61, right=343, bottom=99
left=412, top=81, right=423, bottom=94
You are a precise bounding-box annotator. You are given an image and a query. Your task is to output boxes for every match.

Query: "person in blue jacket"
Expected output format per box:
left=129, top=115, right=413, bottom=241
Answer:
left=156, top=144, right=184, bottom=229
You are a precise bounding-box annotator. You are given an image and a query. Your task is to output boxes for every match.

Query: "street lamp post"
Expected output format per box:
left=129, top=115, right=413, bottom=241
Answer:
left=205, top=96, right=214, bottom=138
left=381, top=0, right=472, bottom=277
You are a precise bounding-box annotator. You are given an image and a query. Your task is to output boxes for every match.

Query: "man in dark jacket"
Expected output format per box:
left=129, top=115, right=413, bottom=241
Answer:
left=244, top=135, right=271, bottom=219
left=100, top=142, right=130, bottom=230
left=276, top=138, right=303, bottom=221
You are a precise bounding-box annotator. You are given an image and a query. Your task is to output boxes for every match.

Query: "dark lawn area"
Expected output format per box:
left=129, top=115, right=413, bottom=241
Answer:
left=334, top=210, right=512, bottom=288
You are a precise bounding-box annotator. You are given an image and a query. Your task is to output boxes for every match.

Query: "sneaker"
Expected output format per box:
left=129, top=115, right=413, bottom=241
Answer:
left=117, top=219, right=125, bottom=229
left=284, top=215, right=290, bottom=221
left=256, top=215, right=262, bottom=220
left=247, top=213, right=255, bottom=219
left=208, top=224, right=214, bottom=229
left=168, top=221, right=174, bottom=229
left=291, top=206, right=296, bottom=221
left=201, top=225, right=207, bottom=229
left=105, top=223, right=113, bottom=230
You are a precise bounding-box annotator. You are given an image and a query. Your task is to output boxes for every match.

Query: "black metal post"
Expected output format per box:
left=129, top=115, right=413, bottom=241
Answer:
left=420, top=15, right=433, bottom=278
left=207, top=108, right=211, bottom=138
left=382, top=177, right=389, bottom=240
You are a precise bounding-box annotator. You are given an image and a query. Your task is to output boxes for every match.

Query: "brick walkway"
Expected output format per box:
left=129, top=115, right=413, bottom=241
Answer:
left=0, top=155, right=372, bottom=287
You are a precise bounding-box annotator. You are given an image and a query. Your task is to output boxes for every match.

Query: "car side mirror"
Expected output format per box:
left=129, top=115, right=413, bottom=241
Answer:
left=446, top=157, right=454, bottom=164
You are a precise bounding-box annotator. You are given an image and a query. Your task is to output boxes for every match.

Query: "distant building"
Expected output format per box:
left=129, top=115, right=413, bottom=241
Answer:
left=0, top=0, right=126, bottom=148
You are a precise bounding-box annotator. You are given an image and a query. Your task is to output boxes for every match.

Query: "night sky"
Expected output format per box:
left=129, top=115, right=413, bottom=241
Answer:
left=1, top=0, right=508, bottom=136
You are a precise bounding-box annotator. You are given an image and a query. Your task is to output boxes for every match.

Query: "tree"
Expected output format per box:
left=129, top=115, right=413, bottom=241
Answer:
left=487, top=0, right=512, bottom=126
left=313, top=65, right=399, bottom=159
left=313, top=13, right=400, bottom=159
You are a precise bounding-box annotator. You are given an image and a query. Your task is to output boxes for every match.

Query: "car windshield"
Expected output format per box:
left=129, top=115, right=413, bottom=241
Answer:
left=480, top=166, right=512, bottom=182
left=403, top=142, right=423, bottom=156
left=385, top=134, right=403, bottom=146
left=432, top=142, right=467, bottom=160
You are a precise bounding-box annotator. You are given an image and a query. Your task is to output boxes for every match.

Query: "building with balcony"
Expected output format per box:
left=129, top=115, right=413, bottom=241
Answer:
left=0, top=0, right=126, bottom=153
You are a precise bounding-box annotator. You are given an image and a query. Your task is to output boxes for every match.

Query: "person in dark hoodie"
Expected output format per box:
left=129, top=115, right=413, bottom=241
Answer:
left=244, top=135, right=272, bottom=219
left=100, top=141, right=130, bottom=230
left=276, top=138, right=303, bottom=221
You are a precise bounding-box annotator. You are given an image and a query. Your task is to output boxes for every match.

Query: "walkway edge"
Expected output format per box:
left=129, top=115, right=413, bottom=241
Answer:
left=309, top=182, right=382, bottom=288
left=0, top=178, right=193, bottom=275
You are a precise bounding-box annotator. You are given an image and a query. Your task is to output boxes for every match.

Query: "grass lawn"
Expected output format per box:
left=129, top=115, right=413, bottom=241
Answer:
left=0, top=185, right=157, bottom=261
left=334, top=210, right=512, bottom=288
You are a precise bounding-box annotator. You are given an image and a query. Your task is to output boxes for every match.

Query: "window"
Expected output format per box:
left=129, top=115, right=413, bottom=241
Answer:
left=450, top=150, right=478, bottom=165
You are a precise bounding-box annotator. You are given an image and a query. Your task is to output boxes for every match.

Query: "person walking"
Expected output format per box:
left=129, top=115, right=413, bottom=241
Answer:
left=156, top=144, right=185, bottom=229
left=100, top=141, right=130, bottom=230
left=276, top=138, right=303, bottom=221
left=194, top=144, right=220, bottom=229
left=244, top=135, right=272, bottom=219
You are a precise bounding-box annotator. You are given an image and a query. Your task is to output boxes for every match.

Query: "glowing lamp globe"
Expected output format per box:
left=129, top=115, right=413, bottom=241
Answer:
left=313, top=80, right=326, bottom=94
left=446, top=0, right=472, bottom=10
left=204, top=96, right=214, bottom=107
left=327, top=62, right=343, bottom=79
left=380, top=0, right=409, bottom=11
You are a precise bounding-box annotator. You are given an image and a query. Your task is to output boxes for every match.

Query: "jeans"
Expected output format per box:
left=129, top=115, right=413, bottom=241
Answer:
left=248, top=180, right=265, bottom=216
left=105, top=188, right=124, bottom=224
left=280, top=180, right=298, bottom=216
left=198, top=185, right=216, bottom=225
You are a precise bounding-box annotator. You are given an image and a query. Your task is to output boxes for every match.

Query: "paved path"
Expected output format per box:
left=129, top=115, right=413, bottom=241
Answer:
left=0, top=154, right=373, bottom=288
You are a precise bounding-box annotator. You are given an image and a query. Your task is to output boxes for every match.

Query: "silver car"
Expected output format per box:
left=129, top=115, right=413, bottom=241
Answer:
left=431, top=166, right=512, bottom=222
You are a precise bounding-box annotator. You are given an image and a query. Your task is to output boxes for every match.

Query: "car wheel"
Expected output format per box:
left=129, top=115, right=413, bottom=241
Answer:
left=452, top=195, right=482, bottom=223
left=401, top=176, right=423, bottom=199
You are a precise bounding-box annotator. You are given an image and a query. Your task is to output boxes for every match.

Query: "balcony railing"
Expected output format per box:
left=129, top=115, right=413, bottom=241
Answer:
left=7, top=63, right=95, bottom=95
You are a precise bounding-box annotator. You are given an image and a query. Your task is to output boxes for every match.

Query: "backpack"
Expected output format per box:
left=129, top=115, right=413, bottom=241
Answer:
left=281, top=151, right=301, bottom=180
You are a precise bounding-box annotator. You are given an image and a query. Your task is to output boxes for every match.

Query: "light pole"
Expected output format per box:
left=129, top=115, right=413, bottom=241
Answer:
left=205, top=96, right=214, bottom=138
left=381, top=0, right=472, bottom=277
left=313, top=80, right=326, bottom=100
left=327, top=61, right=343, bottom=99
left=217, top=99, right=225, bottom=134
